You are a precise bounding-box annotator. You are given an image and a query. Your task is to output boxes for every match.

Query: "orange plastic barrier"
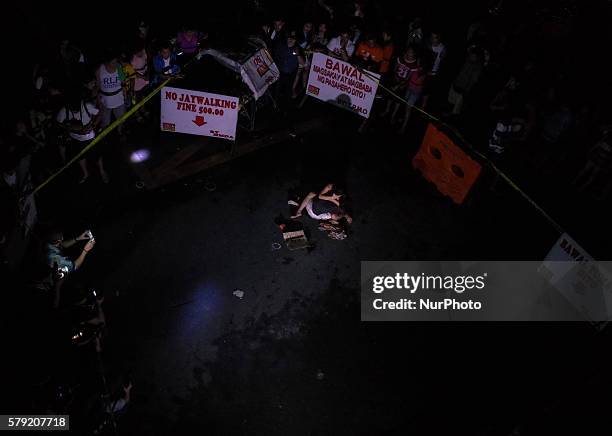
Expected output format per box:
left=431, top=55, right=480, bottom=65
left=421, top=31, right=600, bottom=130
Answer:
left=412, top=123, right=482, bottom=204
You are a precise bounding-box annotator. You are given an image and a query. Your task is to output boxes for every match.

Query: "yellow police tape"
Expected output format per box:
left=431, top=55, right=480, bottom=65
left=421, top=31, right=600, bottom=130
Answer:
left=31, top=77, right=173, bottom=195
left=33, top=52, right=564, bottom=235
left=356, top=66, right=565, bottom=234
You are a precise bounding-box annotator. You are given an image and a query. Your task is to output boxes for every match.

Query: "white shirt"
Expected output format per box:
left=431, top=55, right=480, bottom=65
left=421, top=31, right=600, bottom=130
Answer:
left=327, top=37, right=355, bottom=58
left=98, top=64, right=125, bottom=109
left=56, top=102, right=100, bottom=141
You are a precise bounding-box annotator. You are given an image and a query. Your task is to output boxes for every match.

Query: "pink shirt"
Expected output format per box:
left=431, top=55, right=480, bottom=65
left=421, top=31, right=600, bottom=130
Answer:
left=176, top=31, right=200, bottom=54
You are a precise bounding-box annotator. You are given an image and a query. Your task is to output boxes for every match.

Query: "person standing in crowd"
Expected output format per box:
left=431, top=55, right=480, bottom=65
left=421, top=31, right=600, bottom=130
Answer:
left=327, top=29, right=355, bottom=61
left=273, top=31, right=303, bottom=106
left=130, top=45, right=150, bottom=121
left=119, top=53, right=136, bottom=110
left=311, top=22, right=329, bottom=49
left=398, top=55, right=427, bottom=134
left=349, top=18, right=363, bottom=46
left=426, top=31, right=446, bottom=78
left=353, top=1, right=366, bottom=19
left=355, top=33, right=384, bottom=72
left=379, top=29, right=394, bottom=77
left=175, top=26, right=207, bottom=64
left=56, top=93, right=105, bottom=183
left=380, top=46, right=421, bottom=123
left=57, top=39, right=85, bottom=84
left=136, top=20, right=150, bottom=46
left=487, top=75, right=535, bottom=154
left=296, top=22, right=314, bottom=96
left=573, top=128, right=612, bottom=196
left=262, top=18, right=286, bottom=50
left=421, top=31, right=446, bottom=109
left=406, top=17, right=424, bottom=47
left=152, top=44, right=181, bottom=84
left=447, top=46, right=484, bottom=116
left=96, top=53, right=127, bottom=137
left=298, top=22, right=313, bottom=49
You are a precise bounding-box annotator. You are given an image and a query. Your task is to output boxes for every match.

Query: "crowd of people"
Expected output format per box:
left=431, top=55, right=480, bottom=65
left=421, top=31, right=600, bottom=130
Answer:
left=259, top=1, right=611, bottom=198
left=2, top=0, right=611, bottom=431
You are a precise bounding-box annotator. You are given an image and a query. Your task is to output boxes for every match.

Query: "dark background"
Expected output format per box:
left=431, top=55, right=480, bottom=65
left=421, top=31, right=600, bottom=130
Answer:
left=3, top=1, right=612, bottom=435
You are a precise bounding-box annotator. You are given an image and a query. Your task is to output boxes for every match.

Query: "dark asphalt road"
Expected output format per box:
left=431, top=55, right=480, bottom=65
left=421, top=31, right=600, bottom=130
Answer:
left=9, top=106, right=612, bottom=435
left=52, top=111, right=606, bottom=435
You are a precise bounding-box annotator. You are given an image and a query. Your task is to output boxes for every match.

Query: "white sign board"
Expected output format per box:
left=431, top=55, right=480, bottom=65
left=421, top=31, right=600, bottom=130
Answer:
left=544, top=233, right=593, bottom=263
left=240, top=48, right=279, bottom=100
left=306, top=52, right=380, bottom=118
left=541, top=233, right=612, bottom=325
left=160, top=86, right=239, bottom=141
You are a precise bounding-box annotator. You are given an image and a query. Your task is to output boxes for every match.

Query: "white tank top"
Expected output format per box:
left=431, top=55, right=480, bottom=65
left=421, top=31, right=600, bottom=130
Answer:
left=98, top=64, right=124, bottom=109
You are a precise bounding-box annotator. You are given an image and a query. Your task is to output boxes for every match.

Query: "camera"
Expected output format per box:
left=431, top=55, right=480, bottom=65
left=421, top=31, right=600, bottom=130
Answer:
left=57, top=265, right=69, bottom=279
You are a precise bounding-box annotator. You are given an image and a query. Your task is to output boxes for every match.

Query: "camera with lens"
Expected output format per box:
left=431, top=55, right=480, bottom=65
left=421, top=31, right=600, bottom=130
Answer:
left=57, top=265, right=69, bottom=279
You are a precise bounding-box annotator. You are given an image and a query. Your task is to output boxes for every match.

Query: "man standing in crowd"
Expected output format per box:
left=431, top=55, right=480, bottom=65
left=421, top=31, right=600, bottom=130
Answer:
left=96, top=53, right=127, bottom=137
left=355, top=33, right=384, bottom=72
left=273, top=31, right=304, bottom=106
left=327, top=29, right=355, bottom=61
left=421, top=31, right=446, bottom=109
left=261, top=18, right=286, bottom=50
left=447, top=46, right=484, bottom=115
left=56, top=93, right=105, bottom=183
left=380, top=29, right=395, bottom=76
left=152, top=44, right=181, bottom=84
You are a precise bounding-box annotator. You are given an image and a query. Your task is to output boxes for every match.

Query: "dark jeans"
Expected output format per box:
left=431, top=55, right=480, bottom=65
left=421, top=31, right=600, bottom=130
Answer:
left=275, top=70, right=297, bottom=109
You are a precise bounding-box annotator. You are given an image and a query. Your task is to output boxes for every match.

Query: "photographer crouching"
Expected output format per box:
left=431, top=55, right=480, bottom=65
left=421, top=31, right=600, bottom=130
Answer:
left=44, top=228, right=96, bottom=309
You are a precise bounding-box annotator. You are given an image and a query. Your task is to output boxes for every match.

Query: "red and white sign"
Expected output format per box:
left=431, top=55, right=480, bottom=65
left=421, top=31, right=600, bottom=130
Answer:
left=541, top=233, right=612, bottom=325
left=240, top=48, right=279, bottom=100
left=306, top=52, right=380, bottom=118
left=160, top=86, right=239, bottom=141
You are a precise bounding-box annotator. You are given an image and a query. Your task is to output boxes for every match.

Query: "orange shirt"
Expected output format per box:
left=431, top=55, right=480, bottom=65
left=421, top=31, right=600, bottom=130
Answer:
left=356, top=42, right=384, bottom=65
left=380, top=43, right=394, bottom=73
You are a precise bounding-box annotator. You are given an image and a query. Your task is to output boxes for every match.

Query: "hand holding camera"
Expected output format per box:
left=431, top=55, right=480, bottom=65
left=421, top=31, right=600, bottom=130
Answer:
left=84, top=239, right=96, bottom=253
left=77, top=230, right=94, bottom=241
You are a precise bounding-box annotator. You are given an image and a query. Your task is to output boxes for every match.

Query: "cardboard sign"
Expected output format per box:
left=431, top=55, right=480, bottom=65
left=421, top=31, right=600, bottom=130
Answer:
left=160, top=87, right=239, bottom=141
left=306, top=52, right=379, bottom=118
left=412, top=123, right=482, bottom=204
left=544, top=233, right=593, bottom=263
left=240, top=48, right=280, bottom=100
left=541, top=234, right=612, bottom=324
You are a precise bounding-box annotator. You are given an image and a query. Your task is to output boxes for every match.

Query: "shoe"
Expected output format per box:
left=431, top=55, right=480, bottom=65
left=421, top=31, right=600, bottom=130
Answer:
left=100, top=172, right=110, bottom=184
left=78, top=175, right=89, bottom=184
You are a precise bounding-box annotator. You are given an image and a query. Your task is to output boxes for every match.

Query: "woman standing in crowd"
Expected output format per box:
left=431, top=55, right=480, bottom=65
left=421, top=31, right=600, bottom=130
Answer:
left=130, top=45, right=150, bottom=121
